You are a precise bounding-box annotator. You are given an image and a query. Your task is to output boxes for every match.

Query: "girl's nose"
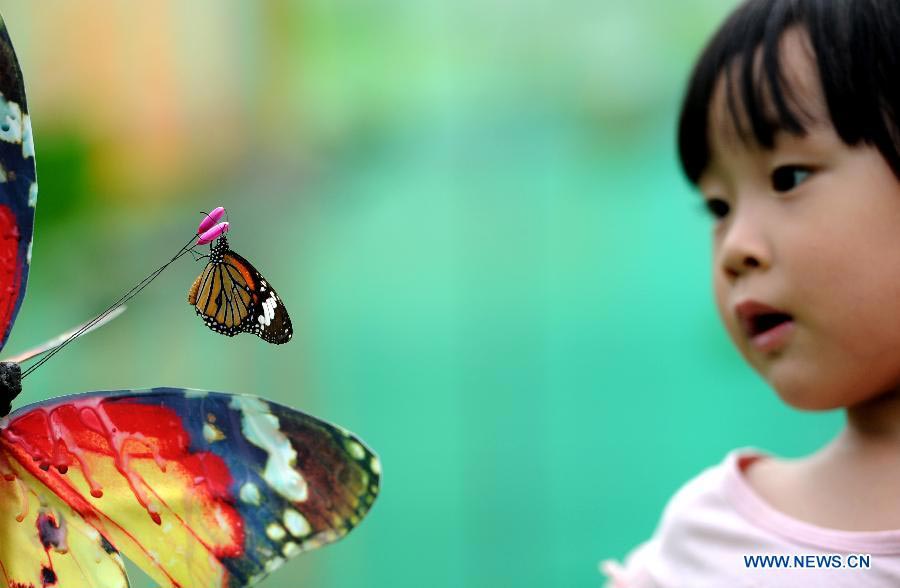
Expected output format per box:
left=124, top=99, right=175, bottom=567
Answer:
left=718, top=212, right=771, bottom=280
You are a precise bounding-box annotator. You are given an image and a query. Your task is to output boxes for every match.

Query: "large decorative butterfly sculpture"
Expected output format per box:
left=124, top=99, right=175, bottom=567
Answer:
left=0, top=16, right=379, bottom=588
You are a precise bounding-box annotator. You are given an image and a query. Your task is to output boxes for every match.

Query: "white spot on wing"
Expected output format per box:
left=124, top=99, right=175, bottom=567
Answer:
left=230, top=395, right=309, bottom=502
left=203, top=422, right=225, bottom=443
left=0, top=98, right=24, bottom=144
left=283, top=509, right=311, bottom=537
left=267, top=523, right=287, bottom=541
left=346, top=440, right=365, bottom=460
left=22, top=114, right=34, bottom=158
left=240, top=482, right=261, bottom=505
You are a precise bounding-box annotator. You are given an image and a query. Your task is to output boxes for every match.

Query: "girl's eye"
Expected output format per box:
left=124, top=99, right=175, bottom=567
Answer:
left=704, top=198, right=730, bottom=219
left=771, top=165, right=811, bottom=192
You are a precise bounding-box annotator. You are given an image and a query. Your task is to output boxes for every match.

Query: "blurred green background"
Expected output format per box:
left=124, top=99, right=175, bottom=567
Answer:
left=2, top=1, right=843, bottom=586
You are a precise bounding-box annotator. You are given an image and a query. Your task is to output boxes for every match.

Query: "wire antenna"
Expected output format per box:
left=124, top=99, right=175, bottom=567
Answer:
left=21, top=234, right=198, bottom=378
left=18, top=207, right=228, bottom=378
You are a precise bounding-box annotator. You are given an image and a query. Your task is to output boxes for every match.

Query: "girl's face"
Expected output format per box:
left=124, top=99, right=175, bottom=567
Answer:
left=700, top=34, right=900, bottom=410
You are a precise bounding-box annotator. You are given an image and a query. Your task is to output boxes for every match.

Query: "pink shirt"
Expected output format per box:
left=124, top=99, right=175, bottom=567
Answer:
left=601, top=449, right=900, bottom=587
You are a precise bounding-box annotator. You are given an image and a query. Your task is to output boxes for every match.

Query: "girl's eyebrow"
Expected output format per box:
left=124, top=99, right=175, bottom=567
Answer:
left=771, top=128, right=806, bottom=146
left=771, top=124, right=836, bottom=153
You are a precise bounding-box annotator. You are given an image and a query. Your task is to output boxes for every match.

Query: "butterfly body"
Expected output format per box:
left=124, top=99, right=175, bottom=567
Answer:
left=189, top=236, right=293, bottom=344
left=0, top=360, right=20, bottom=415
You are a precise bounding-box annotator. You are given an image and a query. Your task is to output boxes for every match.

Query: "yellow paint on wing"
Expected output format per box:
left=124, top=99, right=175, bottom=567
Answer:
left=0, top=437, right=240, bottom=588
left=0, top=459, right=129, bottom=588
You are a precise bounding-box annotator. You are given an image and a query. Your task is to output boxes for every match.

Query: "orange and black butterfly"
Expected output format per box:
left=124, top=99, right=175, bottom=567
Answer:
left=188, top=234, right=293, bottom=344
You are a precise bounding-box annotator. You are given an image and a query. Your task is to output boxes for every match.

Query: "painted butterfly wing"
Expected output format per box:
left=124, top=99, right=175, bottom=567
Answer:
left=0, top=388, right=380, bottom=587
left=0, top=17, right=36, bottom=352
left=188, top=236, right=293, bottom=344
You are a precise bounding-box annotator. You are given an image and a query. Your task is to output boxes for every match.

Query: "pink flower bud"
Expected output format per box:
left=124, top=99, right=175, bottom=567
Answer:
left=196, top=221, right=229, bottom=245
left=197, top=207, right=226, bottom=234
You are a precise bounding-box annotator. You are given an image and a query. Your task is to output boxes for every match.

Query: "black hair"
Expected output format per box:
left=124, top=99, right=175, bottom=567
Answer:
left=678, top=0, right=900, bottom=184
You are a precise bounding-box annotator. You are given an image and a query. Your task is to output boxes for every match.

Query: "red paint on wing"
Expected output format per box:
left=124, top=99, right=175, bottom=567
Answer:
left=0, top=397, right=245, bottom=558
left=7, top=400, right=209, bottom=474
left=0, top=204, right=21, bottom=338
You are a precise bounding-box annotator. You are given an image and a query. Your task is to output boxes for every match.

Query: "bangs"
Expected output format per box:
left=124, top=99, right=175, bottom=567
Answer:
left=678, top=0, right=900, bottom=184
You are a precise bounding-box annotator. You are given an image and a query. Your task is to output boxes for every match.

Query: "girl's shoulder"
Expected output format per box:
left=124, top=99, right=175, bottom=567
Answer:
left=601, top=448, right=900, bottom=588
left=654, top=448, right=766, bottom=534
left=746, top=444, right=900, bottom=532
left=741, top=452, right=805, bottom=520
left=602, top=449, right=781, bottom=588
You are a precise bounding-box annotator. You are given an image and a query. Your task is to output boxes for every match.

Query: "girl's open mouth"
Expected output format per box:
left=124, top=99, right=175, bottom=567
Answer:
left=735, top=301, right=795, bottom=353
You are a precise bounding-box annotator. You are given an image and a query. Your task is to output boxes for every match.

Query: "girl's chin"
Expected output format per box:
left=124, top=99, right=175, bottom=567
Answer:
left=773, top=391, right=844, bottom=411
left=756, top=363, right=845, bottom=410
left=767, top=373, right=865, bottom=411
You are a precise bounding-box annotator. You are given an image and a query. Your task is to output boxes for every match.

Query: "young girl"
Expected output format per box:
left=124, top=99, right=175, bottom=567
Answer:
left=602, top=1, right=900, bottom=586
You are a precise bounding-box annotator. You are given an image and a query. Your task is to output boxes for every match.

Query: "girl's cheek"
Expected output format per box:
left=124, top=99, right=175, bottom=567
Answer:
left=712, top=270, right=746, bottom=346
left=712, top=277, right=732, bottom=330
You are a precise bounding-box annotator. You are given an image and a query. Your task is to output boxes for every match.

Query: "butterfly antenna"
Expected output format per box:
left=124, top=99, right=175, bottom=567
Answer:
left=21, top=234, right=198, bottom=378
left=5, top=306, right=127, bottom=364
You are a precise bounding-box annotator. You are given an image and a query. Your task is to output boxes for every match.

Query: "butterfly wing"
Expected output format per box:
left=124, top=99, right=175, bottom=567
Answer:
left=0, top=388, right=380, bottom=587
left=190, top=247, right=293, bottom=344
left=222, top=250, right=292, bottom=344
left=0, top=17, right=37, bottom=352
